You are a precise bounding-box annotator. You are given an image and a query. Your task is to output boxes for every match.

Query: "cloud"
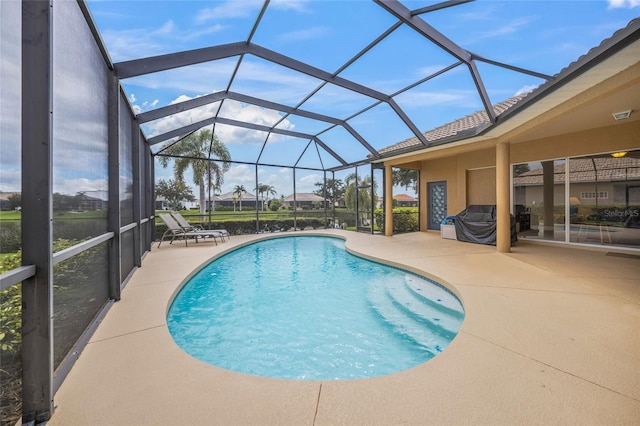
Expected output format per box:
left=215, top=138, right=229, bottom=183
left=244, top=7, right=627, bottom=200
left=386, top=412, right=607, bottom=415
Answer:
left=101, top=19, right=224, bottom=62
left=196, top=1, right=262, bottom=23
left=141, top=99, right=160, bottom=111
left=256, top=167, right=291, bottom=190
left=142, top=94, right=294, bottom=145
left=100, top=27, right=169, bottom=62
left=219, top=101, right=293, bottom=132
left=223, top=164, right=256, bottom=187
left=155, top=20, right=177, bottom=35
left=515, top=84, right=539, bottom=96
left=122, top=60, right=236, bottom=96
left=607, top=0, right=640, bottom=8
left=182, top=24, right=227, bottom=41
left=471, top=17, right=534, bottom=41
left=298, top=173, right=321, bottom=191
left=122, top=55, right=321, bottom=101
left=0, top=0, right=22, bottom=192
left=457, top=7, right=497, bottom=21
left=270, top=0, right=312, bottom=13
left=0, top=168, right=20, bottom=193
left=395, top=89, right=478, bottom=109
left=52, top=177, right=108, bottom=197
left=278, top=26, right=331, bottom=42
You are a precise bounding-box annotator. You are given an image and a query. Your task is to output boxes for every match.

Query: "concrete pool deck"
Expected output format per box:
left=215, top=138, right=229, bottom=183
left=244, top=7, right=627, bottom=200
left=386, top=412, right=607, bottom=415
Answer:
left=50, top=230, right=639, bottom=425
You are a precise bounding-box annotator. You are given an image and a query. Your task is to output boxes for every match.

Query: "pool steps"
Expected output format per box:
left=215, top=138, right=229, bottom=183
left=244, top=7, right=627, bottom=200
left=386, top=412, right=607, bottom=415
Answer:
left=389, top=283, right=460, bottom=339
left=367, top=276, right=464, bottom=356
left=402, top=275, right=464, bottom=316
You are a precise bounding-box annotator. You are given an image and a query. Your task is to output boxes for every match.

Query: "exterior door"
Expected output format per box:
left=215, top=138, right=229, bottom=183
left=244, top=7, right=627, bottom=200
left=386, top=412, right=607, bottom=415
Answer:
left=428, top=181, right=447, bottom=230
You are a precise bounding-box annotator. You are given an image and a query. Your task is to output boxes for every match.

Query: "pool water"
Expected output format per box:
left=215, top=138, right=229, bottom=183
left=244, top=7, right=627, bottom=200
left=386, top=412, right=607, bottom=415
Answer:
left=167, top=236, right=464, bottom=380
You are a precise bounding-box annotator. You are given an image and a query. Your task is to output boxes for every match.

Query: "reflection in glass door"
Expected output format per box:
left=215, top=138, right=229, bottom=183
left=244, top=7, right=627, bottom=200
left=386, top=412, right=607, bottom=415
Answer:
left=512, top=160, right=565, bottom=241
left=513, top=150, right=640, bottom=249
left=569, top=153, right=640, bottom=247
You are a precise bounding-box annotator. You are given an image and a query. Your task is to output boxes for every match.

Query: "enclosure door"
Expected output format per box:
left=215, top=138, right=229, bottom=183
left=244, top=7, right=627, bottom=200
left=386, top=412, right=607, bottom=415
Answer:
left=356, top=184, right=373, bottom=233
left=428, top=181, right=447, bottom=230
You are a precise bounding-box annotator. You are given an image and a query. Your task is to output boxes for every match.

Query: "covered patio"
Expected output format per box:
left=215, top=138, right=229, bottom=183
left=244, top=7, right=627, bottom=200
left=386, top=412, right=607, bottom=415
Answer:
left=50, top=231, right=639, bottom=425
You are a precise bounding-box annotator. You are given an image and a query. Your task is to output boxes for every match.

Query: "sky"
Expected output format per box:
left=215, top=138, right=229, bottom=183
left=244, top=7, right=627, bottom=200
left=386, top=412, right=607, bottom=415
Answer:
left=1, top=0, right=639, bottom=200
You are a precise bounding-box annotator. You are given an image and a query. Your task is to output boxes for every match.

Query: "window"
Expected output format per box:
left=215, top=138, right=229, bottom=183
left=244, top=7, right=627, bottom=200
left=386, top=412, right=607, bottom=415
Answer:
left=580, top=191, right=608, bottom=199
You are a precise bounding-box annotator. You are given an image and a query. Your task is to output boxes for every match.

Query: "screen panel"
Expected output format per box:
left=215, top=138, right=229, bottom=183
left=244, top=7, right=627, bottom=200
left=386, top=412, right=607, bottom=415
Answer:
left=52, top=1, right=109, bottom=240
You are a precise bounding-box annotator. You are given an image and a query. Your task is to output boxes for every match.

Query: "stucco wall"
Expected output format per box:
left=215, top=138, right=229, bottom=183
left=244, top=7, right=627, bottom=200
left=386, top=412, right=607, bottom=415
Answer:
left=467, top=168, right=496, bottom=205
left=410, top=120, right=638, bottom=231
left=419, top=148, right=496, bottom=229
left=510, top=121, right=639, bottom=163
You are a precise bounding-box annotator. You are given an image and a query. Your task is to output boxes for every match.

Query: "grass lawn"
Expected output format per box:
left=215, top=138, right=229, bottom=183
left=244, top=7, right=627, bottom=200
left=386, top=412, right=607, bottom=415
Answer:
left=0, top=211, right=20, bottom=221
left=155, top=209, right=330, bottom=223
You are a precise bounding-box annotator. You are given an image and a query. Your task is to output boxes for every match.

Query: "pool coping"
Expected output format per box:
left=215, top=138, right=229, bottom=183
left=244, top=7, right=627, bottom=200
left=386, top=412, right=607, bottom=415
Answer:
left=50, top=229, right=640, bottom=425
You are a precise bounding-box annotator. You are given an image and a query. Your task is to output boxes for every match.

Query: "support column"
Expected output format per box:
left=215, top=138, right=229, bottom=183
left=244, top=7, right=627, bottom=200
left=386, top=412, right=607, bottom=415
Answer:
left=384, top=164, right=394, bottom=236
left=22, top=0, right=54, bottom=421
left=107, top=73, right=121, bottom=300
left=148, top=152, right=155, bottom=250
left=542, top=161, right=555, bottom=239
left=496, top=142, right=511, bottom=253
left=132, top=119, right=142, bottom=267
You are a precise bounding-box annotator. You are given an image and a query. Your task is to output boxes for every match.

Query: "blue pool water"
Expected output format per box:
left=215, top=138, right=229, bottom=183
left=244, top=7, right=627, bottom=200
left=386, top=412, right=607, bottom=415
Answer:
left=167, top=236, right=464, bottom=380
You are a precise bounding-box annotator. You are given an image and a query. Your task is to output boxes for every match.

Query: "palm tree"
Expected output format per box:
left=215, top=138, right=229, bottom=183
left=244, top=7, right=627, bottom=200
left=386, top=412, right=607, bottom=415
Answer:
left=254, top=183, right=278, bottom=211
left=265, top=185, right=277, bottom=207
left=158, top=129, right=231, bottom=220
left=345, top=173, right=376, bottom=223
left=255, top=183, right=269, bottom=211
left=233, top=185, right=247, bottom=212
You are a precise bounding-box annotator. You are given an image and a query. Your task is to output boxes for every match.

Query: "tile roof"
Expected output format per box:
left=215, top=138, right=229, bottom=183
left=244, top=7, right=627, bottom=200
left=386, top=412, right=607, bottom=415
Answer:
left=394, top=194, right=416, bottom=201
left=378, top=93, right=529, bottom=155
left=513, top=157, right=640, bottom=185
left=217, top=191, right=256, bottom=201
left=283, top=193, right=326, bottom=202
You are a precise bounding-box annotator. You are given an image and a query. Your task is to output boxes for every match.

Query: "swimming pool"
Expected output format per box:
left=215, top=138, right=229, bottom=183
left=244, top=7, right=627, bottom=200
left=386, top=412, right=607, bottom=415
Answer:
left=167, top=236, right=464, bottom=380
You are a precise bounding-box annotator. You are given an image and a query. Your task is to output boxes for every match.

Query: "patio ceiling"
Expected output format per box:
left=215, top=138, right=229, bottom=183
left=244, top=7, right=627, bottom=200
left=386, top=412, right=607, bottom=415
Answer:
left=86, top=0, right=638, bottom=172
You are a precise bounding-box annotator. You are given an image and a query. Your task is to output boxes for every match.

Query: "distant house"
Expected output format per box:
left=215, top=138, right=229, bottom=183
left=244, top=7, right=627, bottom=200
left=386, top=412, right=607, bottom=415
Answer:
left=394, top=194, right=418, bottom=207
left=77, top=190, right=108, bottom=211
left=378, top=194, right=418, bottom=208
left=155, top=196, right=197, bottom=210
left=155, top=196, right=168, bottom=210
left=215, top=191, right=258, bottom=209
left=282, top=193, right=328, bottom=210
left=78, top=195, right=108, bottom=211
left=0, top=192, right=20, bottom=211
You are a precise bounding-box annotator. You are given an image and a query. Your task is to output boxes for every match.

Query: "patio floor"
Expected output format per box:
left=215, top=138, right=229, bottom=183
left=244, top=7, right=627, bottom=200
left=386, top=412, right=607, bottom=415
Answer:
left=50, top=230, right=640, bottom=425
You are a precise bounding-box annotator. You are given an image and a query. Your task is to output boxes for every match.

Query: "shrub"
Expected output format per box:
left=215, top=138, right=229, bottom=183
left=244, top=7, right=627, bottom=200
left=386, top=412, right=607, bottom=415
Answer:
left=374, top=208, right=419, bottom=233
left=0, top=252, right=21, bottom=357
left=0, top=221, right=20, bottom=254
left=0, top=252, right=22, bottom=426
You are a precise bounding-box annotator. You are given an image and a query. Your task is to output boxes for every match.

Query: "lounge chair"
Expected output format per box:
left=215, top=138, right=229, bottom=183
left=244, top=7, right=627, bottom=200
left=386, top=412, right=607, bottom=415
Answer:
left=157, top=213, right=222, bottom=248
left=171, top=212, right=230, bottom=241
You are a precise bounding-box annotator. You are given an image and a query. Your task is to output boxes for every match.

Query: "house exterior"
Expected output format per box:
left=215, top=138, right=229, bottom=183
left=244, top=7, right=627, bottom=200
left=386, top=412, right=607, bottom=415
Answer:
left=0, top=192, right=20, bottom=210
left=394, top=194, right=418, bottom=207
left=215, top=191, right=258, bottom=209
left=376, top=20, right=640, bottom=251
left=282, top=193, right=328, bottom=210
left=155, top=196, right=197, bottom=211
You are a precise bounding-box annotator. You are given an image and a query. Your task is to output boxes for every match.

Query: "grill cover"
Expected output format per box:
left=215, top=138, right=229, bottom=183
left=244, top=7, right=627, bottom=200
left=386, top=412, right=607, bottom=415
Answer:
left=454, top=205, right=517, bottom=246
